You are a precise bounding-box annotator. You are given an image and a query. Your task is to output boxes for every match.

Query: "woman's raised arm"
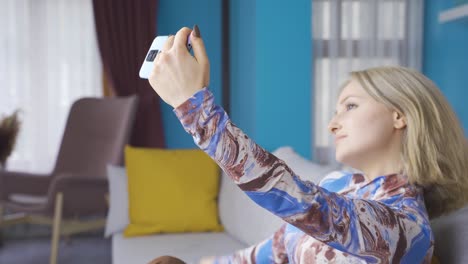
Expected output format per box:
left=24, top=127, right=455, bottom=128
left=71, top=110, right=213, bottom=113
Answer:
left=173, top=88, right=433, bottom=264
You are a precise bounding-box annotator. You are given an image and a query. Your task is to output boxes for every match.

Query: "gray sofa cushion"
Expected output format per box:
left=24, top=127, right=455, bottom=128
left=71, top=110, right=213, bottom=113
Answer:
left=430, top=205, right=468, bottom=264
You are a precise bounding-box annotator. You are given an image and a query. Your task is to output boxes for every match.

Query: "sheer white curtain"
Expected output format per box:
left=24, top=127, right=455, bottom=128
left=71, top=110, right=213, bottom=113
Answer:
left=312, top=0, right=424, bottom=166
left=0, top=0, right=102, bottom=173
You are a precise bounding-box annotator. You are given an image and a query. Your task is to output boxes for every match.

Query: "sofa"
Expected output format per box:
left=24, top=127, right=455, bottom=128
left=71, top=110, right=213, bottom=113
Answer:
left=106, top=146, right=468, bottom=264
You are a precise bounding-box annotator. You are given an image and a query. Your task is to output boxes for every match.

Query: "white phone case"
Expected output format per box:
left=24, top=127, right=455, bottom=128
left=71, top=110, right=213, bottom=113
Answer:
left=139, top=35, right=192, bottom=79
left=139, top=36, right=169, bottom=79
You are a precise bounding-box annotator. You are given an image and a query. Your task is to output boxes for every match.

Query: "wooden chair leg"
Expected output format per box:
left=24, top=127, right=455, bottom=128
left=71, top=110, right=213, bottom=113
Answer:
left=50, top=192, right=63, bottom=264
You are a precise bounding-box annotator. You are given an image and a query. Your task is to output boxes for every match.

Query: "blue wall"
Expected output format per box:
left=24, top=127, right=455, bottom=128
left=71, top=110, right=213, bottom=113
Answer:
left=229, top=0, right=313, bottom=159
left=157, top=0, right=222, bottom=149
left=229, top=0, right=256, bottom=137
left=158, top=0, right=312, bottom=159
left=423, top=1, right=468, bottom=134
left=255, top=0, right=312, bottom=158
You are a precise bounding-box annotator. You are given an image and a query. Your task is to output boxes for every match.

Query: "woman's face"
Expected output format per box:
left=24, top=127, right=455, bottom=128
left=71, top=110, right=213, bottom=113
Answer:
left=328, top=80, right=405, bottom=169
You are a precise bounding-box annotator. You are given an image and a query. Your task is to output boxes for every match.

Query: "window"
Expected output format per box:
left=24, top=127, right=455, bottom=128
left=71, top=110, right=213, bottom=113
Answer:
left=0, top=0, right=102, bottom=172
left=312, top=0, right=423, bottom=165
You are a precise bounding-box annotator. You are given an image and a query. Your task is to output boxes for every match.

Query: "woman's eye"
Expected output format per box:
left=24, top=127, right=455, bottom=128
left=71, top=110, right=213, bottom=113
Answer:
left=346, top=103, right=357, bottom=111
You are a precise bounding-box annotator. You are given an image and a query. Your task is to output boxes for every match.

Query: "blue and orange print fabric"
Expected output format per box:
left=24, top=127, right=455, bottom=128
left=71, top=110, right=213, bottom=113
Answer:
left=173, top=88, right=434, bottom=264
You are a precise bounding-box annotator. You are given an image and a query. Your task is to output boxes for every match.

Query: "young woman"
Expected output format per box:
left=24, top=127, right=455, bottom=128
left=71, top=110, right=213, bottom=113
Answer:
left=147, top=26, right=468, bottom=264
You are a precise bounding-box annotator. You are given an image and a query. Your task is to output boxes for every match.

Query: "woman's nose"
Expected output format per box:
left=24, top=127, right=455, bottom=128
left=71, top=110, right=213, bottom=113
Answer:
left=328, top=117, right=341, bottom=135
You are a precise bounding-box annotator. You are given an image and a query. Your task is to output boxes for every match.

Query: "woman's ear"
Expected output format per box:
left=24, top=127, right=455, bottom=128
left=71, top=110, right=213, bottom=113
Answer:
left=393, top=111, right=406, bottom=129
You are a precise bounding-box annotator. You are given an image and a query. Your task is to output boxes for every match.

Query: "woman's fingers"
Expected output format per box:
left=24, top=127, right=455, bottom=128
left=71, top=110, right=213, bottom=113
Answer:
left=154, top=35, right=174, bottom=65
left=162, top=35, right=175, bottom=51
left=190, top=25, right=209, bottom=67
left=173, top=27, right=192, bottom=52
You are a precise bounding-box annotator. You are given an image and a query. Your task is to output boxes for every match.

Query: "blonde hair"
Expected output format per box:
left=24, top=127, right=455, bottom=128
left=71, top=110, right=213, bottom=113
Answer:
left=348, top=66, right=468, bottom=219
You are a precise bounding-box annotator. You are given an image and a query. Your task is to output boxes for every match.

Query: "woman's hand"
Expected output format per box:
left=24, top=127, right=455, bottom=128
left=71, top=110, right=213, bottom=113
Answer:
left=148, top=25, right=210, bottom=108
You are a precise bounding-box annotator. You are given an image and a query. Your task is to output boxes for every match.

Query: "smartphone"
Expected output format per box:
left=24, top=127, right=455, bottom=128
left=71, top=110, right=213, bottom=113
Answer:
left=139, top=35, right=192, bottom=79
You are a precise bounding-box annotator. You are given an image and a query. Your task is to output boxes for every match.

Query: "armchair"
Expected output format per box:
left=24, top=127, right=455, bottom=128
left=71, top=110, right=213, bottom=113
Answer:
left=0, top=94, right=138, bottom=264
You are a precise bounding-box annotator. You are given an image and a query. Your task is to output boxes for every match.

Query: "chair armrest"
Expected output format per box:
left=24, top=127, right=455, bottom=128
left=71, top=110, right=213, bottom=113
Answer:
left=50, top=173, right=108, bottom=190
left=47, top=173, right=109, bottom=217
left=0, top=170, right=52, bottom=199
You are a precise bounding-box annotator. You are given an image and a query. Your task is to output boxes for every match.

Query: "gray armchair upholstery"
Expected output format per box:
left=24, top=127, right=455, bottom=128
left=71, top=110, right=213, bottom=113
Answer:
left=0, top=95, right=138, bottom=217
left=0, top=94, right=138, bottom=264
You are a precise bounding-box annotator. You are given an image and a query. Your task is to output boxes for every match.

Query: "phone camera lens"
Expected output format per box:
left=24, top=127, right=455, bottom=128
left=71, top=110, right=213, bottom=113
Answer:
left=146, top=50, right=159, bottom=62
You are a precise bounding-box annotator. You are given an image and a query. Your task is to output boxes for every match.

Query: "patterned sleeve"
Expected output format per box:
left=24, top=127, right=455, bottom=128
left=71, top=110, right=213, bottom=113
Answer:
left=211, top=224, right=289, bottom=264
left=174, top=88, right=433, bottom=263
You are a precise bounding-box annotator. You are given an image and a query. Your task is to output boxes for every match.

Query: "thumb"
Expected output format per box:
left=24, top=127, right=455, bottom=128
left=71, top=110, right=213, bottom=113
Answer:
left=190, top=25, right=209, bottom=66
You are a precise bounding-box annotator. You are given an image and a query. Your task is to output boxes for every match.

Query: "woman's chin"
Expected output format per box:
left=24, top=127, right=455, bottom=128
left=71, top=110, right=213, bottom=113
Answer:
left=335, top=150, right=358, bottom=168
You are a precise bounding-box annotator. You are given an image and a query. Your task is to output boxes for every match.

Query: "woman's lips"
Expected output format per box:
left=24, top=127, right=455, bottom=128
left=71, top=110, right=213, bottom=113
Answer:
left=335, top=135, right=347, bottom=144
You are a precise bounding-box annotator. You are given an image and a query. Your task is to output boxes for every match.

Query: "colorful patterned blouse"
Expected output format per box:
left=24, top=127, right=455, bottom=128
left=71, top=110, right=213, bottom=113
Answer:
left=174, top=88, right=434, bottom=264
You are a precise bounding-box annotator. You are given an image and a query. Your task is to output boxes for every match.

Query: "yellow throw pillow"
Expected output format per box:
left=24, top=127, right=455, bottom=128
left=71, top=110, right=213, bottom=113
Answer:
left=124, top=146, right=224, bottom=237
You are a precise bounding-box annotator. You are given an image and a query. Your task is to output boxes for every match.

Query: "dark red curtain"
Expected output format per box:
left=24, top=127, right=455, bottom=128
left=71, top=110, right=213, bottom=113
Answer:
left=92, top=0, right=165, bottom=148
